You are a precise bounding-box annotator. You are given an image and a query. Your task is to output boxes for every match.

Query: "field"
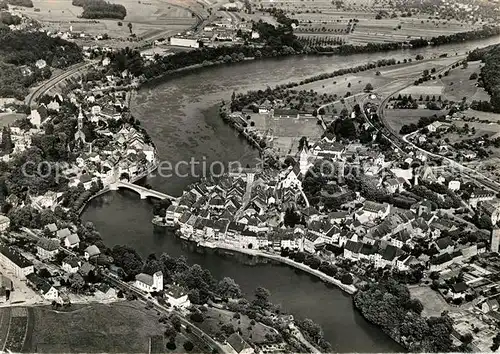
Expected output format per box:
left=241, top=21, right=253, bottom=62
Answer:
left=255, top=0, right=479, bottom=45
left=269, top=116, right=323, bottom=156
left=0, top=113, right=26, bottom=128
left=29, top=302, right=167, bottom=352
left=197, top=307, right=278, bottom=344
left=440, top=61, right=490, bottom=103
left=295, top=16, right=476, bottom=44
left=0, top=307, right=32, bottom=353
left=11, top=0, right=197, bottom=47
left=399, top=85, right=443, bottom=96
left=408, top=285, right=453, bottom=318
left=384, top=109, right=445, bottom=134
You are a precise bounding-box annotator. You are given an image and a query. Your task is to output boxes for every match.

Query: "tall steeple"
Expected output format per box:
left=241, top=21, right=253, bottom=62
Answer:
left=74, top=107, right=87, bottom=145
left=78, top=107, right=83, bottom=131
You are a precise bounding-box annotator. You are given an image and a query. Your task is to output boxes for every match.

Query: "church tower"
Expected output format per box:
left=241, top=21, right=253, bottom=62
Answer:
left=74, top=107, right=87, bottom=145
left=78, top=108, right=83, bottom=130
left=153, top=271, right=163, bottom=291
left=299, top=145, right=310, bottom=176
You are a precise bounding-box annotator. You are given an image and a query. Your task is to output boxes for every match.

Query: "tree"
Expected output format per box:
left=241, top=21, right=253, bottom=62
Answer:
left=68, top=273, right=85, bottom=293
left=284, top=208, right=300, bottom=227
left=1, top=127, right=13, bottom=154
left=38, top=268, right=51, bottom=278
left=217, top=277, right=241, bottom=299
left=461, top=332, right=473, bottom=345
left=171, top=315, right=182, bottom=332
left=190, top=311, right=204, bottom=323
left=341, top=273, right=353, bottom=285
left=254, top=286, right=270, bottom=308
left=127, top=22, right=133, bottom=34
left=183, top=341, right=194, bottom=352
left=166, top=336, right=176, bottom=350
left=164, top=323, right=177, bottom=338
left=364, top=83, right=374, bottom=92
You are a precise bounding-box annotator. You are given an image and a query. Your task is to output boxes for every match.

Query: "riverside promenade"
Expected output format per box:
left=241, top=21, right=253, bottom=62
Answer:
left=199, top=241, right=358, bottom=294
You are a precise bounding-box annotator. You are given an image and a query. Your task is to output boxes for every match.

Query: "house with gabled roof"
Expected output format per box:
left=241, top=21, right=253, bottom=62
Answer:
left=56, top=228, right=71, bottom=240
left=64, top=234, right=80, bottom=249
left=84, top=245, right=100, bottom=260
left=226, top=332, right=254, bottom=354
left=45, top=223, right=58, bottom=234
left=328, top=211, right=350, bottom=225
left=62, top=257, right=80, bottom=274
left=301, top=206, right=320, bottom=222
left=429, top=253, right=453, bottom=271
left=36, top=239, right=60, bottom=260
left=303, top=232, right=323, bottom=254
left=375, top=244, right=402, bottom=269
left=384, top=177, right=407, bottom=194
left=434, top=236, right=454, bottom=255
left=344, top=240, right=363, bottom=260
left=361, top=201, right=390, bottom=221
left=390, top=230, right=412, bottom=249
left=480, top=298, right=499, bottom=313
left=469, top=189, right=495, bottom=208
left=26, top=273, right=59, bottom=301
left=239, top=229, right=258, bottom=249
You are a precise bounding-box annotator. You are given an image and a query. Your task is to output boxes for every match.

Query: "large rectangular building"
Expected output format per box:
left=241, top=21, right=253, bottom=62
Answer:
left=170, top=37, right=200, bottom=48
left=0, top=245, right=34, bottom=280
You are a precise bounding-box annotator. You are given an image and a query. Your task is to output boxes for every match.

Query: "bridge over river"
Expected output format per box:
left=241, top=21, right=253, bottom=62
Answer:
left=110, top=181, right=179, bottom=203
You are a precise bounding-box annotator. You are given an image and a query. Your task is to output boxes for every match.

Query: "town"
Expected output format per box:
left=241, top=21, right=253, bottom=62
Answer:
left=1, top=0, right=500, bottom=352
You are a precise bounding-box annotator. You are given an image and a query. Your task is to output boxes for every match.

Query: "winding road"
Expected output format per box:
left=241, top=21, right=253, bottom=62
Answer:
left=25, top=61, right=95, bottom=108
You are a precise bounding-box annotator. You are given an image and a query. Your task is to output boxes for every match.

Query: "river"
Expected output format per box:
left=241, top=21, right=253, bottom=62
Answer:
left=82, top=36, right=500, bottom=352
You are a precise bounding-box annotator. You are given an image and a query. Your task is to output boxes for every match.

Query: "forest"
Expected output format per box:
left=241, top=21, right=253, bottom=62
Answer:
left=0, top=27, right=82, bottom=99
left=354, top=280, right=458, bottom=352
left=5, top=0, right=33, bottom=7
left=73, top=0, right=127, bottom=20
left=470, top=43, right=500, bottom=113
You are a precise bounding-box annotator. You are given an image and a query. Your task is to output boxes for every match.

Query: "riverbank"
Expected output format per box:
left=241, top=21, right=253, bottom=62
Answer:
left=198, top=240, right=358, bottom=295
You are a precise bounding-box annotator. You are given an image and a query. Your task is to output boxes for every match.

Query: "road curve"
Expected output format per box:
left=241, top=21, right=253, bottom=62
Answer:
left=25, top=61, right=94, bottom=108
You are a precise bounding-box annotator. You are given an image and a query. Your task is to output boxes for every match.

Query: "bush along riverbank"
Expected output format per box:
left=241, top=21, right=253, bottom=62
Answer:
left=353, top=280, right=459, bottom=352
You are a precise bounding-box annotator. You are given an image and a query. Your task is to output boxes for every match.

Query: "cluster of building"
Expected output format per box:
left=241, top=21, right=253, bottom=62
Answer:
left=0, top=218, right=107, bottom=303
left=153, top=14, right=258, bottom=50
left=0, top=55, right=162, bottom=305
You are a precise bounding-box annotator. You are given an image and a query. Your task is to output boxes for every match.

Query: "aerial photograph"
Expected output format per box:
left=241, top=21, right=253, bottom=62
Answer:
left=1, top=0, right=500, bottom=352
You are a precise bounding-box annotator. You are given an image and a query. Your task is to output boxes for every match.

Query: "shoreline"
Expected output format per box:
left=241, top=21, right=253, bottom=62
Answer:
left=197, top=240, right=358, bottom=295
